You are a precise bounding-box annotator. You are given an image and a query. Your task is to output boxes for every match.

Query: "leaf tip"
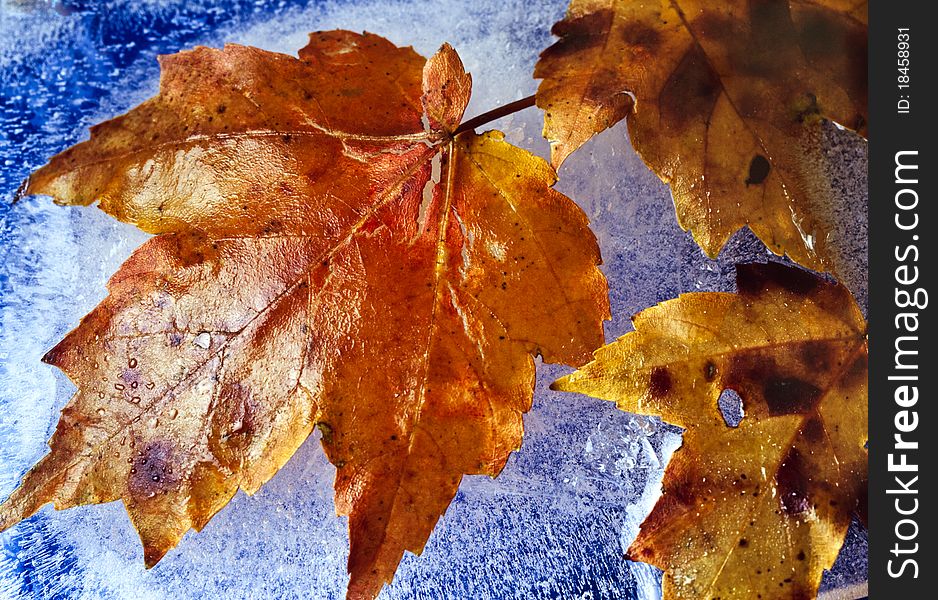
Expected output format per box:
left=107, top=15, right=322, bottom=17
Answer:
left=346, top=574, right=386, bottom=600
left=549, top=376, right=570, bottom=392
left=0, top=507, right=16, bottom=535
left=143, top=543, right=170, bottom=569
left=548, top=142, right=572, bottom=171
left=435, top=41, right=456, bottom=55
left=41, top=343, right=64, bottom=366
left=0, top=489, right=37, bottom=536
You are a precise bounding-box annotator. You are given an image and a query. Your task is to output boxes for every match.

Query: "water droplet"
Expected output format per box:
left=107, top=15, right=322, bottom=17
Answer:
left=169, top=408, right=178, bottom=420
left=131, top=396, right=141, bottom=404
left=130, top=468, right=137, bottom=474
left=151, top=475, right=160, bottom=482
left=120, top=436, right=127, bottom=446
left=128, top=358, right=138, bottom=368
left=131, top=381, right=138, bottom=389
left=97, top=392, right=106, bottom=399
left=96, top=408, right=106, bottom=416
left=114, top=383, right=125, bottom=391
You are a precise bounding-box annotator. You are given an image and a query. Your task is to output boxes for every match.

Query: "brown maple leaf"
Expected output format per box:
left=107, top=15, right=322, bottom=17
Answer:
left=535, top=0, right=868, bottom=272
left=0, top=32, right=610, bottom=599
left=552, top=262, right=867, bottom=599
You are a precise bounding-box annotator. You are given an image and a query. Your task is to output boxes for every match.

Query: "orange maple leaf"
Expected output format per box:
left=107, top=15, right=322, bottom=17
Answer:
left=1, top=32, right=609, bottom=599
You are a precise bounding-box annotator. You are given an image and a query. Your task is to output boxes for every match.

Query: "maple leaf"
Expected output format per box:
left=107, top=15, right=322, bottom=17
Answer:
left=0, top=32, right=610, bottom=599
left=534, top=0, right=868, bottom=272
left=552, top=262, right=867, bottom=600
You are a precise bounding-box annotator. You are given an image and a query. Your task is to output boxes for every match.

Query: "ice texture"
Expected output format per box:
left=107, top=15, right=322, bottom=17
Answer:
left=0, top=0, right=868, bottom=598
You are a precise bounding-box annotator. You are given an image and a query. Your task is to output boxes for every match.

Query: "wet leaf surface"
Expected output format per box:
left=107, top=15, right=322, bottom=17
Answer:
left=553, top=262, right=867, bottom=600
left=0, top=33, right=609, bottom=599
left=535, top=0, right=868, bottom=271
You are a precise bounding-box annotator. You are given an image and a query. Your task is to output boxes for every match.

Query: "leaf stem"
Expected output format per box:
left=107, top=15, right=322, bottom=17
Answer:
left=453, top=94, right=537, bottom=135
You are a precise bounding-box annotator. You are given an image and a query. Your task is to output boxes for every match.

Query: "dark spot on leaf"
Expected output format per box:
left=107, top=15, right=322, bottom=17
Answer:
left=745, top=155, right=771, bottom=185
left=620, top=21, right=661, bottom=50
left=763, top=377, right=821, bottom=415
left=799, top=341, right=833, bottom=372
left=649, top=366, right=672, bottom=398
left=669, top=478, right=696, bottom=506
left=548, top=9, right=615, bottom=57
left=736, top=262, right=820, bottom=297
left=776, top=448, right=811, bottom=515
left=129, top=440, right=178, bottom=501
left=660, top=46, right=721, bottom=129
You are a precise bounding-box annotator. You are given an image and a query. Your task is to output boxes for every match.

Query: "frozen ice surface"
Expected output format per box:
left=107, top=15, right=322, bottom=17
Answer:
left=0, top=0, right=868, bottom=598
